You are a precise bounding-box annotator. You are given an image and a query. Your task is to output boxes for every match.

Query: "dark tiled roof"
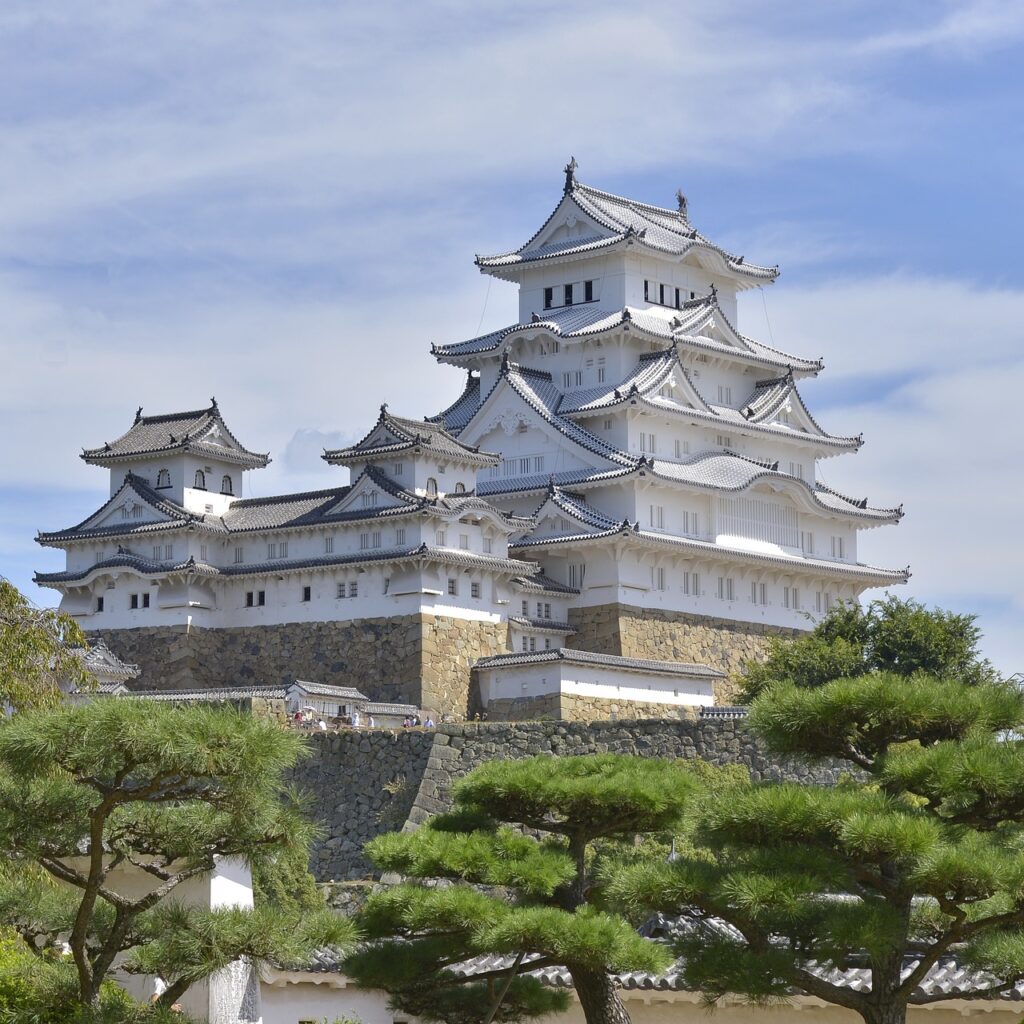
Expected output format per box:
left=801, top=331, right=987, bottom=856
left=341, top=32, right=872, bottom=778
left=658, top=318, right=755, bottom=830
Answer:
left=474, top=647, right=724, bottom=678
left=475, top=175, right=778, bottom=284
left=699, top=705, right=749, bottom=719
left=512, top=572, right=579, bottom=596
left=508, top=616, right=575, bottom=634
left=534, top=485, right=621, bottom=533
left=324, top=406, right=498, bottom=467
left=81, top=401, right=269, bottom=468
left=426, top=372, right=482, bottom=435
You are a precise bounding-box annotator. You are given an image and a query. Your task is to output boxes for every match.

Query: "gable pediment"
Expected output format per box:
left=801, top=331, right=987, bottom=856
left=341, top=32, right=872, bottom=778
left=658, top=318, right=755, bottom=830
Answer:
left=82, top=485, right=176, bottom=532
left=533, top=197, right=611, bottom=250
left=325, top=475, right=409, bottom=517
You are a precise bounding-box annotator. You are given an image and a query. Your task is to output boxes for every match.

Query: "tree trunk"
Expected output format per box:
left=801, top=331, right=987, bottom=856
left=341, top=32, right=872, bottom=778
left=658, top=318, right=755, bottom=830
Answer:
left=863, top=1004, right=907, bottom=1024
left=569, top=965, right=632, bottom=1024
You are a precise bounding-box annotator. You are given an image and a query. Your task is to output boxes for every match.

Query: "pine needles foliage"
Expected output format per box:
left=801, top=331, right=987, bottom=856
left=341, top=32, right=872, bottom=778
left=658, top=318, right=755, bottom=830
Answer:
left=610, top=598, right=1024, bottom=1024
left=0, top=699, right=356, bottom=1014
left=346, top=754, right=702, bottom=1024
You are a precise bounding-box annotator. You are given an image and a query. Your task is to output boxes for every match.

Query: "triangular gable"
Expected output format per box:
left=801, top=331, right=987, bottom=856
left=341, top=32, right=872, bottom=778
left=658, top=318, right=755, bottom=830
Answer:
left=673, top=298, right=752, bottom=354
left=80, top=478, right=180, bottom=532
left=529, top=488, right=618, bottom=540
left=457, top=371, right=628, bottom=475
left=525, top=193, right=613, bottom=254
left=324, top=467, right=415, bottom=517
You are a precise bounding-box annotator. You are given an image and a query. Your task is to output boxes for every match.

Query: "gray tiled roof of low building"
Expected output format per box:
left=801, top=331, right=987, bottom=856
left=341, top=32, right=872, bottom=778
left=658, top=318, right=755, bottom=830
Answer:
left=295, top=910, right=1024, bottom=1000
left=361, top=701, right=420, bottom=716
left=81, top=401, right=269, bottom=468
left=699, top=705, right=749, bottom=719
left=290, top=680, right=369, bottom=701
left=123, top=685, right=289, bottom=702
left=474, top=647, right=724, bottom=678
left=324, top=406, right=498, bottom=467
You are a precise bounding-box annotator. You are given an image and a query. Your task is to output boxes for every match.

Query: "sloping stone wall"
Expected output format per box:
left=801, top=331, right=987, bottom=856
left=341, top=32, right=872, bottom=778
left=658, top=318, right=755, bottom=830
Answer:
left=567, top=605, right=803, bottom=704
left=296, top=719, right=842, bottom=881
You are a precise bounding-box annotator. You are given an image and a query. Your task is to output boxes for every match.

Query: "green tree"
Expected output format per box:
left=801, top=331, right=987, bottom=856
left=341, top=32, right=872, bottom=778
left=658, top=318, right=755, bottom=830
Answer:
left=344, top=754, right=703, bottom=1024
left=738, top=595, right=996, bottom=702
left=612, top=607, right=1024, bottom=1024
left=0, top=699, right=355, bottom=1013
left=0, top=578, right=90, bottom=710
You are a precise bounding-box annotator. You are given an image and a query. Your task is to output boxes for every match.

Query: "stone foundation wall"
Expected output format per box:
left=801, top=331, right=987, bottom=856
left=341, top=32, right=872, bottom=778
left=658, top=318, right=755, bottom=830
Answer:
left=484, top=692, right=696, bottom=723
left=419, top=615, right=508, bottom=718
left=294, top=719, right=845, bottom=880
left=568, top=605, right=803, bottom=704
left=89, top=613, right=509, bottom=716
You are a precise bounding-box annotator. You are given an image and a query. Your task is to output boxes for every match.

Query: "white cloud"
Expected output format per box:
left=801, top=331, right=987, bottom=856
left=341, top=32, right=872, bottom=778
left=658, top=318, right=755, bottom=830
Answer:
left=740, top=275, right=1024, bottom=673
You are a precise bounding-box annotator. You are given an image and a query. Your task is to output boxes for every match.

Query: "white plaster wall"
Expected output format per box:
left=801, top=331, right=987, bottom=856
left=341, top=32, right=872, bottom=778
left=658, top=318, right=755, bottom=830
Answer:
left=479, top=661, right=714, bottom=708
left=261, top=979, right=406, bottom=1024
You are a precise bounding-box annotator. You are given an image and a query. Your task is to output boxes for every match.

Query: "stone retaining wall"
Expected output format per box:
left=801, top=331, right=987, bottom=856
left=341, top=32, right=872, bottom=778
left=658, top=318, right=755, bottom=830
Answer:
left=295, top=719, right=842, bottom=881
left=89, top=613, right=509, bottom=715
left=568, top=605, right=802, bottom=704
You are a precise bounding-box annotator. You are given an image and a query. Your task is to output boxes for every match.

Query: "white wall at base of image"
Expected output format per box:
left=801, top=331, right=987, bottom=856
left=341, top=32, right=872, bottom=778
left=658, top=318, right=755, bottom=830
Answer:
left=479, top=662, right=715, bottom=708
left=260, top=972, right=1023, bottom=1024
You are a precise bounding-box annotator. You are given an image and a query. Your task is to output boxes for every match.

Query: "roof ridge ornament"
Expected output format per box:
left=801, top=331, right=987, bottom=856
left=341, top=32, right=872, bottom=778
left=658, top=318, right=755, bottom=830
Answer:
left=675, top=189, right=688, bottom=220
left=134, top=406, right=143, bottom=423
left=209, top=396, right=218, bottom=411
left=563, top=156, right=578, bottom=194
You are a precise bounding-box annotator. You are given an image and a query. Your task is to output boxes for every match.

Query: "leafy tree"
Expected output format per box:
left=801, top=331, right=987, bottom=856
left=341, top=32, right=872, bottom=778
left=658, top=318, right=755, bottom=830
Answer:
left=345, top=754, right=703, bottom=1024
left=0, top=699, right=355, bottom=1013
left=612, top=615, right=1024, bottom=1024
left=738, top=595, right=996, bottom=702
left=0, top=577, right=90, bottom=710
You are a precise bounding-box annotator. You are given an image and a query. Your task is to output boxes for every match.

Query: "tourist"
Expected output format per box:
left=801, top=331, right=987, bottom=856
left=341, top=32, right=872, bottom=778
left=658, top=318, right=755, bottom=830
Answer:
left=317, top=718, right=327, bottom=731
left=351, top=710, right=361, bottom=728
left=368, top=715, right=375, bottom=728
left=402, top=717, right=411, bottom=728
left=425, top=717, right=435, bottom=729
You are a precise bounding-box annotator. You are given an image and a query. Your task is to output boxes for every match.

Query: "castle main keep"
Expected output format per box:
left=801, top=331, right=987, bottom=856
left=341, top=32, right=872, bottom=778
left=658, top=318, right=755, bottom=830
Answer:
left=35, top=163, right=907, bottom=718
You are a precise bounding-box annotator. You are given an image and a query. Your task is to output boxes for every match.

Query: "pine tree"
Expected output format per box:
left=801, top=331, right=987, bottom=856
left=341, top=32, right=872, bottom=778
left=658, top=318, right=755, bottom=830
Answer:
left=0, top=698, right=355, bottom=1013
left=344, top=754, right=702, bottom=1024
left=612, top=602, right=1024, bottom=1024
left=0, top=577, right=90, bottom=710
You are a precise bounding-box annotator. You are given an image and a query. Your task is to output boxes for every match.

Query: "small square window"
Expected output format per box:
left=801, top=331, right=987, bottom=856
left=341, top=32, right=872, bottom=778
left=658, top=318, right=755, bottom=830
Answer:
left=95, top=597, right=104, bottom=612
left=584, top=279, right=593, bottom=302
left=447, top=578, right=458, bottom=596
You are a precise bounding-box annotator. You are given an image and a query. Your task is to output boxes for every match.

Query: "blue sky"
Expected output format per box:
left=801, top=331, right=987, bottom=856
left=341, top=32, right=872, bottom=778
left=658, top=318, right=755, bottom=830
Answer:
left=1, top=0, right=1022, bottom=671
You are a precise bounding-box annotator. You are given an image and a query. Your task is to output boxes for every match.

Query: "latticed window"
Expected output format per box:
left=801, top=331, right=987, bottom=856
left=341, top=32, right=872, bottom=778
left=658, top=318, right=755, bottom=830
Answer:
left=221, top=475, right=233, bottom=495
left=194, top=470, right=206, bottom=489
left=156, top=468, right=170, bottom=488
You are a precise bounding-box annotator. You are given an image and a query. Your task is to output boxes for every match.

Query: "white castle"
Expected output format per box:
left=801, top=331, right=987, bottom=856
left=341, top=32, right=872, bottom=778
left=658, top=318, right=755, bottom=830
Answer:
left=36, top=163, right=907, bottom=719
